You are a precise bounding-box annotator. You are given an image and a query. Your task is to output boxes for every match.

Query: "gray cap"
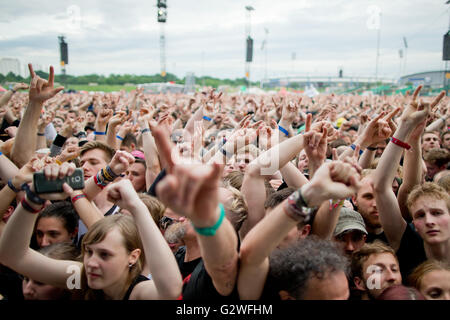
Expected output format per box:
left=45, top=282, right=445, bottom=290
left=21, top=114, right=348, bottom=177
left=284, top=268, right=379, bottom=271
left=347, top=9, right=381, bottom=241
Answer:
left=333, top=208, right=368, bottom=237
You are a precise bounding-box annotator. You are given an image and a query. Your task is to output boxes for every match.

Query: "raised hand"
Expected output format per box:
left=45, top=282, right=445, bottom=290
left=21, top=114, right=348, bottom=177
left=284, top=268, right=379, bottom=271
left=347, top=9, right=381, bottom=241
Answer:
left=32, top=162, right=77, bottom=201
left=96, top=107, right=114, bottom=127
left=303, top=160, right=362, bottom=206
left=28, top=64, right=64, bottom=104
left=106, top=179, right=141, bottom=211
left=400, top=86, right=445, bottom=128
left=12, top=82, right=29, bottom=91
left=108, top=150, right=135, bottom=176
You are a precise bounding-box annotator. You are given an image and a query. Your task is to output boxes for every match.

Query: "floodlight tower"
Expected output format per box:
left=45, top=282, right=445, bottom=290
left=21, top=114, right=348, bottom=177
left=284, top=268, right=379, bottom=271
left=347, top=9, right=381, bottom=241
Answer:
left=58, top=35, right=68, bottom=86
left=157, top=1, right=167, bottom=80
left=245, top=5, right=254, bottom=88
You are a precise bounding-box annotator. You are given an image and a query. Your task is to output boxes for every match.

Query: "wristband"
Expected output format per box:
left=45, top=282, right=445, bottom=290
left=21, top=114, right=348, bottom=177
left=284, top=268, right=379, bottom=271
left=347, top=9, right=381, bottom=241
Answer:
left=37, top=132, right=45, bottom=136
left=278, top=125, right=290, bottom=137
left=329, top=199, right=345, bottom=211
left=21, top=183, right=46, bottom=205
left=105, top=165, right=120, bottom=179
left=193, top=203, right=225, bottom=236
left=350, top=144, right=364, bottom=156
left=71, top=193, right=86, bottom=203
left=116, top=135, right=124, bottom=141
left=389, top=137, right=411, bottom=150
left=7, top=179, right=20, bottom=193
left=141, top=128, right=151, bottom=134
left=94, top=131, right=106, bottom=135
left=0, top=151, right=2, bottom=156
left=202, top=115, right=212, bottom=122
left=21, top=198, right=43, bottom=214
left=367, top=146, right=377, bottom=151
left=94, top=173, right=107, bottom=189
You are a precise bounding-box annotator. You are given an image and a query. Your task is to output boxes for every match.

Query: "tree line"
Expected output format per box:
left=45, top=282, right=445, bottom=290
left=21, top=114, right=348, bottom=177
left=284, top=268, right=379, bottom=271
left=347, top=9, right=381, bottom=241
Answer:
left=0, top=71, right=258, bottom=88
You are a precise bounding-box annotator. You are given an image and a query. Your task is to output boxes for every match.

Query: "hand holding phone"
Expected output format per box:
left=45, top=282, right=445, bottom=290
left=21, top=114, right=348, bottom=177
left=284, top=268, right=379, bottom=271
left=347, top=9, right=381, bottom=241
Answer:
left=33, top=168, right=84, bottom=194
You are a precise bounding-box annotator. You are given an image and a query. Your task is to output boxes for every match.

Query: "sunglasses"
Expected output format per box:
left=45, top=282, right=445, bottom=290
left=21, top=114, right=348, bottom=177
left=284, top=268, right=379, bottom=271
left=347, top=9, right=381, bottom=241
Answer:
left=159, top=216, right=182, bottom=230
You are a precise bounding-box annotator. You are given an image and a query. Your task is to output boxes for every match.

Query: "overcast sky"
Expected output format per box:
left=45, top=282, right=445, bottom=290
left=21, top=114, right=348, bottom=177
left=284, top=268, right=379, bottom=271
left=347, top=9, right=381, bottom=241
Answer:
left=0, top=0, right=448, bottom=81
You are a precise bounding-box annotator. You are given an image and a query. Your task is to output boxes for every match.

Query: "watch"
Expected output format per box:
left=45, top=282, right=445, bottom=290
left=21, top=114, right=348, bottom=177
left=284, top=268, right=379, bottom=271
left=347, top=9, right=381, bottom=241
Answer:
left=21, top=183, right=45, bottom=205
left=284, top=188, right=317, bottom=223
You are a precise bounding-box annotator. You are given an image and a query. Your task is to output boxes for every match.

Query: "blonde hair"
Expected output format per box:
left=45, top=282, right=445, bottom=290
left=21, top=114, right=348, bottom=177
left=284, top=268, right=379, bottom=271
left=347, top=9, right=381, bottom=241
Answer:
left=138, top=193, right=166, bottom=225
left=220, top=183, right=248, bottom=232
left=408, top=260, right=450, bottom=291
left=80, top=215, right=144, bottom=300
left=406, top=182, right=450, bottom=213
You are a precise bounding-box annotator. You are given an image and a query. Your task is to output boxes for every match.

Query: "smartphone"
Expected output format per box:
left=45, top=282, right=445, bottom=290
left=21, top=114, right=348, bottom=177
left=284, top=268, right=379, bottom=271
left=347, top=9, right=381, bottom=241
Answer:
left=33, top=168, right=85, bottom=194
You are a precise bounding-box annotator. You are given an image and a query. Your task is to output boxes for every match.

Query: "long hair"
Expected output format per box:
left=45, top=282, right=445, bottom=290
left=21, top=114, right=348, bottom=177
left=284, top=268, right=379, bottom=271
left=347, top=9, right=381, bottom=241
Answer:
left=79, top=214, right=145, bottom=300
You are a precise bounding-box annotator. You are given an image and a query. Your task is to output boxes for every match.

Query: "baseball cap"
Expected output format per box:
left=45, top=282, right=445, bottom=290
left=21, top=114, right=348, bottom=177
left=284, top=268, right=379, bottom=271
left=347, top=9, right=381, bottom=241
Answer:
left=333, top=208, right=367, bottom=237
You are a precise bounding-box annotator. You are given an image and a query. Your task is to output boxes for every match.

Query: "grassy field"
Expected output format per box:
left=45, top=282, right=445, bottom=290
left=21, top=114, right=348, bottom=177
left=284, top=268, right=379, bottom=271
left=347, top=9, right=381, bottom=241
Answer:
left=62, top=84, right=137, bottom=92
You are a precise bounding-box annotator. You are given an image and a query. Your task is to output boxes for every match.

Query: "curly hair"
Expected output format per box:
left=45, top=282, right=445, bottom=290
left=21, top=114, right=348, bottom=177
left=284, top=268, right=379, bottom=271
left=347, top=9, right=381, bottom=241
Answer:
left=269, top=236, right=349, bottom=299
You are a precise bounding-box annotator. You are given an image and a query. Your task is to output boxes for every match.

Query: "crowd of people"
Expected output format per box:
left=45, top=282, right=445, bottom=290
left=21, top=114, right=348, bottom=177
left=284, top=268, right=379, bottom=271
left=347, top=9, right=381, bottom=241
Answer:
left=0, top=63, right=449, bottom=301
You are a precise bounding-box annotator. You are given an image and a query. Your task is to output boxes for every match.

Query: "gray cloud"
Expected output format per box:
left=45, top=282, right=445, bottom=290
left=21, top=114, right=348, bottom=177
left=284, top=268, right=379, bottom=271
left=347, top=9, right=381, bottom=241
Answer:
left=0, top=0, right=447, bottom=80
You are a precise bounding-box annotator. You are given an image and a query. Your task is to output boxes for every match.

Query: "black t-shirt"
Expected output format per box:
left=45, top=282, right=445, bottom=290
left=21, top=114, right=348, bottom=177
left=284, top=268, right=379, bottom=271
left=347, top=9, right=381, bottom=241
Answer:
left=365, top=230, right=388, bottom=245
left=175, top=246, right=239, bottom=301
left=259, top=271, right=281, bottom=301
left=396, top=223, right=426, bottom=282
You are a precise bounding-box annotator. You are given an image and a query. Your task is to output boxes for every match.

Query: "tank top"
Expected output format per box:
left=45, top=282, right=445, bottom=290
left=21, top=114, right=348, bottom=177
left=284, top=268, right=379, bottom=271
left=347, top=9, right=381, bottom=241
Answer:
left=122, top=274, right=149, bottom=300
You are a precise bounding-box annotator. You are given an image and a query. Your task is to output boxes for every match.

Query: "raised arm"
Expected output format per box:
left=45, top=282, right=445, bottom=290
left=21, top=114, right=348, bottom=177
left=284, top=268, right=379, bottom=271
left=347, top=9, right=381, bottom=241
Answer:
left=373, top=87, right=445, bottom=250
left=154, top=126, right=238, bottom=297
left=105, top=179, right=182, bottom=300
left=396, top=119, right=427, bottom=221
left=0, top=83, right=28, bottom=108
left=11, top=65, right=64, bottom=167
left=238, top=160, right=362, bottom=299
left=0, top=163, right=83, bottom=289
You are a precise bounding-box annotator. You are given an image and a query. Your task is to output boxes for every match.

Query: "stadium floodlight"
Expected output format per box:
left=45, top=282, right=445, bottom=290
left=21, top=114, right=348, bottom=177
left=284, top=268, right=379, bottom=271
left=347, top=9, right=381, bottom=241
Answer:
left=158, top=8, right=167, bottom=23
left=157, top=0, right=167, bottom=8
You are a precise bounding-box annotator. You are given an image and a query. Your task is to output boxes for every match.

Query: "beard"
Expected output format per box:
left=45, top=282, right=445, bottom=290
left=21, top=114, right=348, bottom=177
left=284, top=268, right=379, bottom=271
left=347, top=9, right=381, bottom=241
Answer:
left=164, top=222, right=186, bottom=244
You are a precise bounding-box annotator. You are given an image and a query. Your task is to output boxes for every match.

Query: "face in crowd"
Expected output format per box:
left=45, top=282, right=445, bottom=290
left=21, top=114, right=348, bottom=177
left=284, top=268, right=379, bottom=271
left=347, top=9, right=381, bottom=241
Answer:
left=410, top=196, right=450, bottom=246
left=417, top=268, right=450, bottom=300
left=422, top=133, right=440, bottom=153
left=83, top=229, right=137, bottom=291
left=334, top=230, right=367, bottom=256
left=352, top=177, right=381, bottom=233
left=354, top=252, right=402, bottom=299
left=35, top=216, right=76, bottom=248
left=22, top=276, right=67, bottom=300
left=80, top=148, right=109, bottom=180
left=125, top=162, right=146, bottom=192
